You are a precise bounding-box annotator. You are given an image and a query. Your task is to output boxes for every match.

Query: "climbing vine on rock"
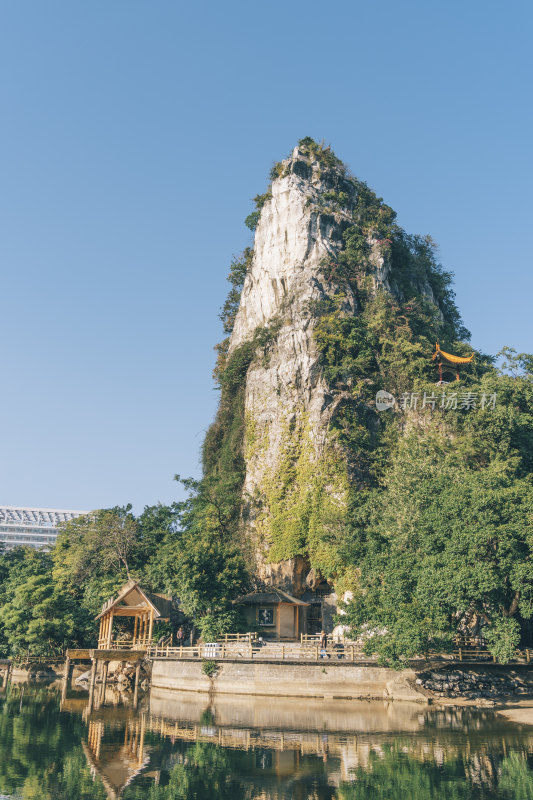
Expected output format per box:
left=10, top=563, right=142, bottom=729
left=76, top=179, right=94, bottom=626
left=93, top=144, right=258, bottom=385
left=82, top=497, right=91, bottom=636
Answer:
left=255, top=413, right=350, bottom=578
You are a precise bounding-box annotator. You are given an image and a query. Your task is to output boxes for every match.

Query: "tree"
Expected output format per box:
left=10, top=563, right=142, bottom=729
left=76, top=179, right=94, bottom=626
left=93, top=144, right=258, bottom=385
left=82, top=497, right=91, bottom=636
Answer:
left=55, top=506, right=138, bottom=584
left=97, top=507, right=138, bottom=579
left=152, top=477, right=250, bottom=639
left=342, top=424, right=533, bottom=666
left=53, top=505, right=142, bottom=624
left=133, top=502, right=182, bottom=591
left=0, top=550, right=82, bottom=655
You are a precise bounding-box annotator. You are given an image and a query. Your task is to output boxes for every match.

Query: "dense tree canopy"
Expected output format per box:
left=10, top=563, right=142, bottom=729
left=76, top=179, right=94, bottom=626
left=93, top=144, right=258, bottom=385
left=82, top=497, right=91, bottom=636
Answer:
left=342, top=422, right=533, bottom=665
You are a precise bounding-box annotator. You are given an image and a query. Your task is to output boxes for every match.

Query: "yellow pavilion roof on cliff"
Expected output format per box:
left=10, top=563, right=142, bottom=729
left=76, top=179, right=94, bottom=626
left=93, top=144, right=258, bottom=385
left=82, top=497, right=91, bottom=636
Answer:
left=432, top=343, right=474, bottom=365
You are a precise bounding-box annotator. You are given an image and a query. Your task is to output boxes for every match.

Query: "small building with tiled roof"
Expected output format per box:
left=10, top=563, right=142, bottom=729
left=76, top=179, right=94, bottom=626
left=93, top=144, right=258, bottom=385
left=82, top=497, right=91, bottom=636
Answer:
left=235, top=587, right=309, bottom=640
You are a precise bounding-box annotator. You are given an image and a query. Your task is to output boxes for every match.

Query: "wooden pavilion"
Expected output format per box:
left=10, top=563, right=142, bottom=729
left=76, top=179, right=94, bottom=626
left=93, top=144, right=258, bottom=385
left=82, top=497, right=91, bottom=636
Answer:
left=96, top=580, right=173, bottom=650
left=432, top=342, right=474, bottom=382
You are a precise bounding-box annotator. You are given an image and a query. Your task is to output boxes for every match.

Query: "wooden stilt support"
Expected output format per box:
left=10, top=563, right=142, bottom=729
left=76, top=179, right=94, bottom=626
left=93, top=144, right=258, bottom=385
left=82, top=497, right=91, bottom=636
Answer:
left=95, top=721, right=102, bottom=760
left=61, top=656, right=71, bottom=703
left=88, top=658, right=97, bottom=713
left=98, top=660, right=109, bottom=708
left=138, top=715, right=146, bottom=767
left=133, top=662, right=141, bottom=710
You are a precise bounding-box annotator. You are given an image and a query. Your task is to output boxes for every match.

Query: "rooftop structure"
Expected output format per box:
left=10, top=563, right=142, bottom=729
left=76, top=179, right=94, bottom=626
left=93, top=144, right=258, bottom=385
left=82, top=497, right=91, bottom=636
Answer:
left=432, top=342, right=474, bottom=382
left=0, top=505, right=88, bottom=550
left=96, top=580, right=174, bottom=650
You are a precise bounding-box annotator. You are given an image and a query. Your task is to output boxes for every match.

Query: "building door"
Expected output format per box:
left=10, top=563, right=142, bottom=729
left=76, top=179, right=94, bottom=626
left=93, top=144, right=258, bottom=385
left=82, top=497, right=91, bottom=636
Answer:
left=307, top=602, right=322, bottom=635
left=279, top=605, right=296, bottom=639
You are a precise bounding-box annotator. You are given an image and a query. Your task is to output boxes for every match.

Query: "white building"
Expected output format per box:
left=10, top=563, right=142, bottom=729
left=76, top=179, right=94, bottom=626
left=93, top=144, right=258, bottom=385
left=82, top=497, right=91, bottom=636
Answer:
left=0, top=506, right=88, bottom=550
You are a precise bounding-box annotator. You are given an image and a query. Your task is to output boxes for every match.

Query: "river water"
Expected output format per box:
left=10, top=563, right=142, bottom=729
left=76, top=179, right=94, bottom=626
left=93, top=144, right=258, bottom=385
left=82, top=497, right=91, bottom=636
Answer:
left=1, top=679, right=533, bottom=799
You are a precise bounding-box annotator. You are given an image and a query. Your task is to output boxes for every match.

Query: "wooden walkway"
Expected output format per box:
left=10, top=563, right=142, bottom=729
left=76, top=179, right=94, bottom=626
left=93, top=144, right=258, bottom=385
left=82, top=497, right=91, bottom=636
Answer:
left=66, top=648, right=146, bottom=662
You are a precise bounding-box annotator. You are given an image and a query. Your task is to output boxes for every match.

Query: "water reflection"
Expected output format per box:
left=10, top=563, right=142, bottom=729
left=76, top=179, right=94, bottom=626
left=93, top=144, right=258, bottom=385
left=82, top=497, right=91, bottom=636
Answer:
left=83, top=718, right=148, bottom=800
left=1, top=679, right=533, bottom=799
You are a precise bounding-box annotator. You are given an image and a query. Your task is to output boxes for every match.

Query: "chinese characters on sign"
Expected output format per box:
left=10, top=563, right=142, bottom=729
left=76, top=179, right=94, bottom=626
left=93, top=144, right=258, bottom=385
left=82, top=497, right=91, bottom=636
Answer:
left=375, top=389, right=498, bottom=412
left=399, top=391, right=497, bottom=411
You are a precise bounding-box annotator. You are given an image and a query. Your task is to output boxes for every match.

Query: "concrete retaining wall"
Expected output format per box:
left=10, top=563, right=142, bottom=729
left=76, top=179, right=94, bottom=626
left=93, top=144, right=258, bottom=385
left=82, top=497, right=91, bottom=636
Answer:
left=151, top=658, right=426, bottom=702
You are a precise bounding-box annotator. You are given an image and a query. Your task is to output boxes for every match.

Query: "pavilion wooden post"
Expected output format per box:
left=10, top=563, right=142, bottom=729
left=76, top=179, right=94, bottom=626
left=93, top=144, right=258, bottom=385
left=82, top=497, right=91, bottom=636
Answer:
left=148, top=609, right=154, bottom=645
left=98, top=618, right=103, bottom=648
left=106, top=612, right=114, bottom=648
left=133, top=614, right=139, bottom=646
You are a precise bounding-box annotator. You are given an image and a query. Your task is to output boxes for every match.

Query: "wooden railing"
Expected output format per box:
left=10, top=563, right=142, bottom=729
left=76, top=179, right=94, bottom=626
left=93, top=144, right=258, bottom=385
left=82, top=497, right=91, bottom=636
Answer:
left=146, top=641, right=533, bottom=664
left=14, top=655, right=64, bottom=666
left=146, top=642, right=369, bottom=661
left=96, top=639, right=149, bottom=650
left=10, top=643, right=533, bottom=665
left=452, top=645, right=533, bottom=663
left=217, top=632, right=258, bottom=644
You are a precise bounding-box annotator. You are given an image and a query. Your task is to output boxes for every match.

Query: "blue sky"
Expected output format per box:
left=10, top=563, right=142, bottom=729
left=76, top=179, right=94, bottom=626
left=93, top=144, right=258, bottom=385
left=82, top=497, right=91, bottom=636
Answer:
left=1, top=1, right=531, bottom=513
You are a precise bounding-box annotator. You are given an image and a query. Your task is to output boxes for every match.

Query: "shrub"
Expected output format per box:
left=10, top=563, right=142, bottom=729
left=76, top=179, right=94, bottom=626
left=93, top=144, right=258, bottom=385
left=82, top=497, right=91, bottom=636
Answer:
left=201, top=659, right=217, bottom=677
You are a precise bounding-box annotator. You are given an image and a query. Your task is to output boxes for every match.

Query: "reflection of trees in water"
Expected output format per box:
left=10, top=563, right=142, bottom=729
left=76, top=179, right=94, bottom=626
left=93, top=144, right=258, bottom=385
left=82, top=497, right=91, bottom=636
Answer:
left=499, top=752, right=533, bottom=800
left=2, top=687, right=533, bottom=800
left=0, top=686, right=106, bottom=799
left=123, top=742, right=244, bottom=799
left=336, top=743, right=533, bottom=800
left=121, top=740, right=337, bottom=800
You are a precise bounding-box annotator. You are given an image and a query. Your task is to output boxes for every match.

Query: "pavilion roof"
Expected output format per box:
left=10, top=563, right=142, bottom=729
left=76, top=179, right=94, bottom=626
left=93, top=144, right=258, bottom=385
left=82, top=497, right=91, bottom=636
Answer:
left=235, top=587, right=309, bottom=607
left=95, top=580, right=173, bottom=621
left=432, top=343, right=474, bottom=365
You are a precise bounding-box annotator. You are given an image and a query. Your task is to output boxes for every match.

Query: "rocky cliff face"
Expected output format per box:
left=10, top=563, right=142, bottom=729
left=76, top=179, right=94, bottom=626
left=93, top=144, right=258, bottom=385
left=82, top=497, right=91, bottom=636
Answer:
left=221, top=140, right=454, bottom=595
left=227, top=146, right=387, bottom=591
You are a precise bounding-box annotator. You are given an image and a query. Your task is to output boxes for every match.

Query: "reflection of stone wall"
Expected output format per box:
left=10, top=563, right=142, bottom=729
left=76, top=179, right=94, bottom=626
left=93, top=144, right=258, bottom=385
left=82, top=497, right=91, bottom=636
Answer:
left=148, top=689, right=533, bottom=791
left=151, top=659, right=425, bottom=701
left=150, top=689, right=426, bottom=733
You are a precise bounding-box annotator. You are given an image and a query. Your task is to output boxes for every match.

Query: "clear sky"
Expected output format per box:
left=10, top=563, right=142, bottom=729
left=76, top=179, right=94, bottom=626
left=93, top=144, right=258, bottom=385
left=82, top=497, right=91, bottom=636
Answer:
left=1, top=1, right=531, bottom=514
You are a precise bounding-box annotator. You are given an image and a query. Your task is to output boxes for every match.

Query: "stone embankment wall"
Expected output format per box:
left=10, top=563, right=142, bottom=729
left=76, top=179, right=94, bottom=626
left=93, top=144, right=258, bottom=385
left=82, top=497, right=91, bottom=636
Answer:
left=416, top=666, right=533, bottom=702
left=151, top=659, right=425, bottom=702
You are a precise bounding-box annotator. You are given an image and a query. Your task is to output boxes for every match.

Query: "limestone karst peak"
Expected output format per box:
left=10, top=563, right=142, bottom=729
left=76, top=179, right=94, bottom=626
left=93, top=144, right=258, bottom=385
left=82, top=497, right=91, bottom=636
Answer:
left=207, top=138, right=470, bottom=596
